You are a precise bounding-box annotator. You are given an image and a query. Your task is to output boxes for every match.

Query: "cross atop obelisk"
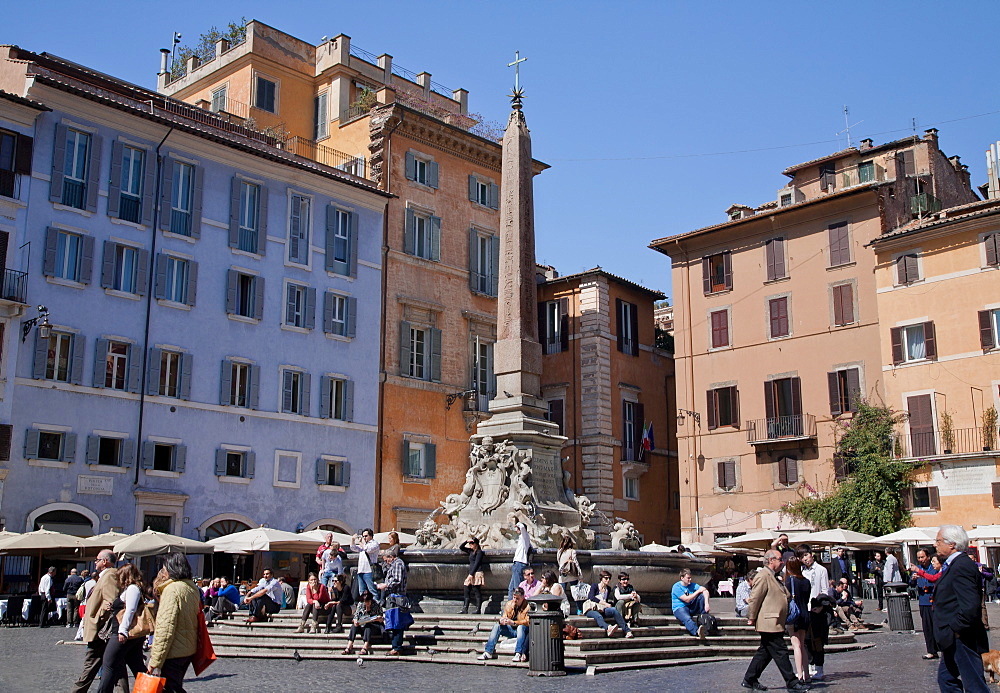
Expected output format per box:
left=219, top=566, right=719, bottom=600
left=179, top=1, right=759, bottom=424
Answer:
left=507, top=50, right=527, bottom=106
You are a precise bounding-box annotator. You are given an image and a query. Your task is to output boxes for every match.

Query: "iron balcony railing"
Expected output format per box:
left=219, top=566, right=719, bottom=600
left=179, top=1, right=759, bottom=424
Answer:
left=119, top=194, right=141, bottom=224
left=62, top=178, right=86, bottom=209
left=746, top=414, right=817, bottom=443
left=911, top=192, right=942, bottom=216
left=339, top=104, right=373, bottom=124
left=170, top=209, right=192, bottom=236
left=209, top=95, right=250, bottom=120
left=893, top=426, right=1000, bottom=459
left=280, top=137, right=367, bottom=179
left=2, top=268, right=27, bottom=303
left=238, top=227, right=258, bottom=254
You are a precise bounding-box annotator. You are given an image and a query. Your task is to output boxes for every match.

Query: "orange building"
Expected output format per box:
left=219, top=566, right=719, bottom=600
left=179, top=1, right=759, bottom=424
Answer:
left=650, top=131, right=978, bottom=544
left=536, top=267, right=678, bottom=543
left=871, top=198, right=1000, bottom=532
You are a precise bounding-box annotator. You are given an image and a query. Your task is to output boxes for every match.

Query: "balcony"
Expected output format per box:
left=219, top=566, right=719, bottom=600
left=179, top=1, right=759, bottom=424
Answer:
left=911, top=192, right=942, bottom=216
left=1, top=268, right=27, bottom=304
left=893, top=426, right=1000, bottom=459
left=279, top=137, right=367, bottom=179
left=746, top=414, right=817, bottom=444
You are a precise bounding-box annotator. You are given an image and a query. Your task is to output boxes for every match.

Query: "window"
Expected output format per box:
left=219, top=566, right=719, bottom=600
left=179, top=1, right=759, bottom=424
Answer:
left=104, top=243, right=142, bottom=294
left=144, top=443, right=185, bottom=473
left=828, top=222, right=851, bottom=266
left=468, top=175, right=498, bottom=209
left=403, top=440, right=436, bottom=478
left=827, top=367, right=861, bottom=416
left=903, top=486, right=940, bottom=511
left=317, top=458, right=350, bottom=487
left=710, top=309, right=730, bottom=349
left=471, top=338, right=495, bottom=411
left=221, top=360, right=259, bottom=409
left=765, top=238, right=786, bottom=281
left=405, top=152, right=438, bottom=188
left=170, top=161, right=195, bottom=236
left=24, top=429, right=75, bottom=462
left=61, top=128, right=92, bottom=209
left=819, top=162, right=836, bottom=192
left=404, top=209, right=441, bottom=261
left=211, top=86, right=227, bottom=113
left=546, top=399, right=565, bottom=435
left=288, top=194, right=311, bottom=264
left=979, top=309, right=1000, bottom=351
left=322, top=293, right=350, bottom=336
left=702, top=251, right=733, bottom=294
left=285, top=283, right=316, bottom=329
left=833, top=452, right=851, bottom=481
left=768, top=297, right=789, bottom=339
left=717, top=459, right=737, bottom=491
left=230, top=179, right=264, bottom=254
left=254, top=75, right=277, bottom=113
left=707, top=386, right=739, bottom=429
left=617, top=299, right=639, bottom=355
left=622, top=400, right=644, bottom=461
left=57, top=231, right=82, bottom=280
left=895, top=253, right=920, bottom=285
left=86, top=436, right=129, bottom=467
left=314, top=91, right=329, bottom=140
left=899, top=149, right=916, bottom=176
left=779, top=193, right=792, bottom=207
left=112, top=145, right=145, bottom=224
left=160, top=351, right=181, bottom=397
left=281, top=369, right=310, bottom=415
left=906, top=394, right=936, bottom=457
left=832, top=283, right=855, bottom=326
left=45, top=227, right=93, bottom=283
left=400, top=322, right=441, bottom=382
left=858, top=161, right=875, bottom=183
left=777, top=455, right=799, bottom=486
left=764, top=376, right=803, bottom=437
left=320, top=376, right=353, bottom=421
left=155, top=256, right=192, bottom=304
left=147, top=349, right=190, bottom=399
left=890, top=322, right=937, bottom=364
left=0, top=128, right=32, bottom=199
left=215, top=449, right=255, bottom=479
left=45, top=332, right=73, bottom=382
left=325, top=206, right=356, bottom=276
left=540, top=299, right=568, bottom=354
left=226, top=271, right=264, bottom=320
left=623, top=476, right=639, bottom=501
left=469, top=230, right=499, bottom=296
left=103, top=341, right=130, bottom=390
left=985, top=232, right=999, bottom=268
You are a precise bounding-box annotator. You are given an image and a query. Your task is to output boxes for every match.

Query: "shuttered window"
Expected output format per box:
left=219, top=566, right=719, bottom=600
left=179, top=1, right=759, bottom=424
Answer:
left=326, top=205, right=358, bottom=277
left=539, top=299, right=569, bottom=354
left=985, top=233, right=999, bottom=267
left=895, top=253, right=920, bottom=285
left=702, top=252, right=733, bottom=294
left=819, top=162, right=836, bottom=191
left=979, top=309, right=999, bottom=351
left=226, top=271, right=264, bottom=320
left=890, top=322, right=937, bottom=364
left=768, top=297, right=789, bottom=338
left=405, top=151, right=439, bottom=188
left=993, top=482, right=1000, bottom=508
left=765, top=238, right=786, bottom=281
left=827, top=367, right=861, bottom=416
left=832, top=284, right=855, bottom=326
left=254, top=76, right=277, bottom=113
left=717, top=459, right=737, bottom=491
left=710, top=309, right=730, bottom=348
left=828, top=222, right=851, bottom=266
left=707, top=386, right=739, bottom=430
left=616, top=298, right=639, bottom=355
left=281, top=369, right=310, bottom=416
left=906, top=394, right=936, bottom=457
left=833, top=453, right=850, bottom=481
left=777, top=456, right=799, bottom=486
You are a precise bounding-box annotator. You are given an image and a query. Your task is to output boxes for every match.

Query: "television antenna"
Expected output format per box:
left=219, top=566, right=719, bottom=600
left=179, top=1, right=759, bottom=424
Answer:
left=836, top=105, right=863, bottom=148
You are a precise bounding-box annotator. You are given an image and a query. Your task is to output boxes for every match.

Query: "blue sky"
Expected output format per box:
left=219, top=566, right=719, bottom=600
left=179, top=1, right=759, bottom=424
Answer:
left=5, top=1, right=998, bottom=300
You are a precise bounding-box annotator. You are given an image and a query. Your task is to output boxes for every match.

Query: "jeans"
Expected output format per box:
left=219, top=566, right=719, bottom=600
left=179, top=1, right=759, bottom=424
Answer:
left=485, top=623, right=529, bottom=655
left=507, top=561, right=527, bottom=600
left=586, top=607, right=629, bottom=633
left=321, top=570, right=335, bottom=592
left=248, top=595, right=279, bottom=620
left=356, top=572, right=378, bottom=600
left=673, top=593, right=706, bottom=636
left=938, top=635, right=991, bottom=693
left=386, top=628, right=405, bottom=651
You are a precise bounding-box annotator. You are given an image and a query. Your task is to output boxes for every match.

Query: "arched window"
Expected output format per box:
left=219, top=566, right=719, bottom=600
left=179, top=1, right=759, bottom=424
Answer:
left=204, top=519, right=250, bottom=540
left=33, top=509, right=95, bottom=536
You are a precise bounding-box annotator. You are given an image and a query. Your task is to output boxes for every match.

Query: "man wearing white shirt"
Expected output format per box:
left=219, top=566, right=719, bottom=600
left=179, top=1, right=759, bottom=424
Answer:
left=38, top=566, right=56, bottom=628
left=244, top=569, right=283, bottom=623
left=797, top=544, right=830, bottom=681
left=882, top=548, right=902, bottom=584
left=506, top=515, right=532, bottom=600
left=350, top=529, right=381, bottom=601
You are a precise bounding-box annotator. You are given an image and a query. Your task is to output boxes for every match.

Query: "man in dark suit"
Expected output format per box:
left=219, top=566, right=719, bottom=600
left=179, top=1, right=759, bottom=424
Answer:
left=932, top=525, right=990, bottom=693
left=829, top=547, right=856, bottom=597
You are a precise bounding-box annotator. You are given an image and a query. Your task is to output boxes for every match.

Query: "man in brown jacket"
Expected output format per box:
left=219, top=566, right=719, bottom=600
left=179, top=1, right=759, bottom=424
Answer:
left=742, top=550, right=810, bottom=691
left=71, top=549, right=126, bottom=693
left=477, top=587, right=530, bottom=662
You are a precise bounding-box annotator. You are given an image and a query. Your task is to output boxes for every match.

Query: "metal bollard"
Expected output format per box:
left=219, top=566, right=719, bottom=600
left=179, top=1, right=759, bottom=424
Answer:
left=526, top=593, right=566, bottom=676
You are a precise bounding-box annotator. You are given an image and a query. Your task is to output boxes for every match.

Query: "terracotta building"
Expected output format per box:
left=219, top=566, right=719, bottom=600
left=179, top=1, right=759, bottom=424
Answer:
left=871, top=197, right=1000, bottom=532
left=536, top=267, right=678, bottom=544
left=650, top=130, right=978, bottom=544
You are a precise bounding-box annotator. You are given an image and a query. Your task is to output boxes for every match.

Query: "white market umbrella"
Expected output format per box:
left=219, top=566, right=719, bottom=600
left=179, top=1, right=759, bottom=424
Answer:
left=115, top=529, right=215, bottom=558
left=374, top=531, right=417, bottom=547
left=866, top=527, right=939, bottom=545
left=207, top=527, right=319, bottom=554
left=800, top=528, right=877, bottom=547
left=714, top=530, right=809, bottom=550
left=0, top=527, right=89, bottom=552
left=299, top=529, right=353, bottom=546
left=968, top=525, right=1000, bottom=541
left=84, top=531, right=132, bottom=548
left=639, top=542, right=672, bottom=553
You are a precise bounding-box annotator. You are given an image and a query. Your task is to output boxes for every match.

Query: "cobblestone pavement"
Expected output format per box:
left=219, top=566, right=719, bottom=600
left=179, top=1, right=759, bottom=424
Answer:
left=2, top=604, right=996, bottom=693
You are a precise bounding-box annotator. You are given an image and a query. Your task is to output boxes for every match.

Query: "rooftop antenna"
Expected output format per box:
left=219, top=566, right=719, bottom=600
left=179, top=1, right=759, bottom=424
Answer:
left=836, top=105, right=863, bottom=148
left=170, top=32, right=182, bottom=71
left=911, top=117, right=918, bottom=136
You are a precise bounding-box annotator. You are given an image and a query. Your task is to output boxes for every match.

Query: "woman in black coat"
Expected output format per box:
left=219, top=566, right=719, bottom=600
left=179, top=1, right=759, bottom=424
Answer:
left=459, top=537, right=486, bottom=614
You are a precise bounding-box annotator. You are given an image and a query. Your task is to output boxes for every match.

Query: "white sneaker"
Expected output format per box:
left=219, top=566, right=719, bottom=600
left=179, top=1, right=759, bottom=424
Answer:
left=808, top=664, right=816, bottom=676
left=812, top=666, right=824, bottom=680
left=477, top=652, right=496, bottom=660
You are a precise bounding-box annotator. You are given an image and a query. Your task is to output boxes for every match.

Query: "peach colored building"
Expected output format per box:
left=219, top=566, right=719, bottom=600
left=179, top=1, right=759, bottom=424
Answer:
left=871, top=198, right=1000, bottom=534
left=650, top=131, right=977, bottom=544
left=536, top=268, right=679, bottom=544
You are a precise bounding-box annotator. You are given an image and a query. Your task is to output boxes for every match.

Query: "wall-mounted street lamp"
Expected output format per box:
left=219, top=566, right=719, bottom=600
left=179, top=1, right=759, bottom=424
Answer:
left=677, top=408, right=701, bottom=427
left=21, top=305, right=50, bottom=342
left=445, top=388, right=476, bottom=411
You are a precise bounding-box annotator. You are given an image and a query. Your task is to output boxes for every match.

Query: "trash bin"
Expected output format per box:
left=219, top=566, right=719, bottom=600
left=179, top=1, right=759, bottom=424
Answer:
left=526, top=593, right=566, bottom=676
left=884, top=581, right=914, bottom=632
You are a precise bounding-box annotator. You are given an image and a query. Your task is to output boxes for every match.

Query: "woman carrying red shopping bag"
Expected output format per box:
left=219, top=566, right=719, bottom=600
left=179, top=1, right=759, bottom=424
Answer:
left=147, top=554, right=201, bottom=692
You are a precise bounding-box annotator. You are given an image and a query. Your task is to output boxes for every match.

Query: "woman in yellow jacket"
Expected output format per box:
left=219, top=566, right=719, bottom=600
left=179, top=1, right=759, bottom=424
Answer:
left=148, top=553, right=201, bottom=693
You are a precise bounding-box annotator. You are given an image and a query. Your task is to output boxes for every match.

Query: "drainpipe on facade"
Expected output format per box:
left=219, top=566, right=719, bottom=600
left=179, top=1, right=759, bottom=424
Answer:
left=134, top=128, right=173, bottom=486
left=675, top=238, right=701, bottom=538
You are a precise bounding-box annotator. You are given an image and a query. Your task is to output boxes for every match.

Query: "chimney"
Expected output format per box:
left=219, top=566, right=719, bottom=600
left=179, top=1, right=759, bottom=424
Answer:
left=157, top=48, right=171, bottom=89
left=860, top=138, right=873, bottom=151
left=377, top=54, right=393, bottom=86
left=923, top=128, right=939, bottom=144
left=949, top=155, right=962, bottom=171
left=186, top=55, right=200, bottom=74
left=331, top=34, right=351, bottom=65
left=417, top=72, right=431, bottom=100
left=452, top=88, right=469, bottom=115
left=215, top=38, right=230, bottom=59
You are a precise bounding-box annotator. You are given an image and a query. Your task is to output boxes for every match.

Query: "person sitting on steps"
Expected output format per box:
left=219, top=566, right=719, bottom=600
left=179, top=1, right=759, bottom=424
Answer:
left=243, top=568, right=282, bottom=624
left=477, top=587, right=530, bottom=662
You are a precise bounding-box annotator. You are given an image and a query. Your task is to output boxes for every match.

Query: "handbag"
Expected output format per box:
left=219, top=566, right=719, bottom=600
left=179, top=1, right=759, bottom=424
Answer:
left=116, top=601, right=157, bottom=640
left=571, top=582, right=592, bottom=602
left=192, top=610, right=217, bottom=676
left=785, top=578, right=801, bottom=625
left=383, top=606, right=414, bottom=631
left=97, top=612, right=118, bottom=642
left=133, top=672, right=166, bottom=693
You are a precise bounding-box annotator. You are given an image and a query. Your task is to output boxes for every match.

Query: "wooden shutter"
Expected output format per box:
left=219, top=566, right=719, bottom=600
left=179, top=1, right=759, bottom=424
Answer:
left=219, top=360, right=232, bottom=405
left=134, top=249, right=149, bottom=296
left=779, top=456, right=798, bottom=485
left=405, top=152, right=416, bottom=181
left=828, top=371, right=842, bottom=416
left=489, top=183, right=499, bottom=210
left=140, top=441, right=155, bottom=469
left=300, top=373, right=311, bottom=417
left=707, top=389, right=718, bottom=430
left=764, top=380, right=776, bottom=420
left=427, top=160, right=439, bottom=189
left=828, top=223, right=849, bottom=266
left=833, top=453, right=848, bottom=481
left=489, top=235, right=500, bottom=296
left=174, top=445, right=186, bottom=473
left=399, top=321, right=412, bottom=376
left=49, top=124, right=68, bottom=203
left=153, top=254, right=167, bottom=300
left=141, top=149, right=156, bottom=226
left=93, top=338, right=109, bottom=388
left=316, top=458, right=328, bottom=485
left=718, top=460, right=736, bottom=490
left=766, top=238, right=785, bottom=281
left=346, top=297, right=357, bottom=338
left=926, top=486, right=940, bottom=510
left=158, top=158, right=174, bottom=231
left=343, top=380, right=354, bottom=422
left=85, top=135, right=102, bottom=213
left=468, top=175, right=477, bottom=202
left=228, top=177, right=241, bottom=248
left=901, top=488, right=913, bottom=510
left=282, top=370, right=295, bottom=412
left=304, top=287, right=317, bottom=330
left=214, top=449, right=227, bottom=476
left=248, top=365, right=260, bottom=409
left=537, top=303, right=547, bottom=350
left=923, top=321, right=937, bottom=360
left=790, top=377, right=802, bottom=417
left=186, top=261, right=198, bottom=306
left=24, top=429, right=40, bottom=458
left=322, top=292, right=334, bottom=333
left=836, top=284, right=854, bottom=325
left=69, top=335, right=85, bottom=385
left=986, top=233, right=999, bottom=267
left=907, top=394, right=935, bottom=457
left=722, top=251, right=733, bottom=290
left=702, top=256, right=712, bottom=294
left=559, top=298, right=569, bottom=351
left=769, top=297, right=788, bottom=337
left=100, top=241, right=116, bottom=288
left=468, top=228, right=480, bottom=291
left=62, top=433, right=77, bottom=463
left=890, top=327, right=904, bottom=365
left=146, top=348, right=162, bottom=395
left=42, top=227, right=57, bottom=276
left=992, top=482, right=1000, bottom=508
left=634, top=402, right=645, bottom=460
left=845, top=368, right=861, bottom=411
left=896, top=255, right=907, bottom=284
left=32, top=331, right=48, bottom=379
left=401, top=440, right=411, bottom=476
left=121, top=439, right=136, bottom=468
left=80, top=235, right=94, bottom=284
left=615, top=298, right=624, bottom=352
left=901, top=150, right=916, bottom=176
left=319, top=375, right=332, bottom=419
left=178, top=353, right=192, bottom=400
left=430, top=327, right=443, bottom=382
left=107, top=141, right=124, bottom=218
left=729, top=386, right=740, bottom=427
left=424, top=443, right=437, bottom=478
left=189, top=165, right=204, bottom=239
left=629, top=302, right=639, bottom=355
left=403, top=208, right=415, bottom=255
left=126, top=345, right=142, bottom=394
left=325, top=205, right=339, bottom=273
left=253, top=276, right=265, bottom=321
left=979, top=310, right=995, bottom=350
left=225, top=270, right=238, bottom=314
left=13, top=134, right=32, bottom=175
left=86, top=435, right=100, bottom=464
left=0, top=424, right=11, bottom=461
left=429, top=215, right=442, bottom=261
left=711, top=310, right=728, bottom=348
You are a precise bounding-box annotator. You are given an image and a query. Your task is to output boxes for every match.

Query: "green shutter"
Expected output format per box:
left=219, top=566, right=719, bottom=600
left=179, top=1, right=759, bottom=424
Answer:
left=425, top=443, right=436, bottom=478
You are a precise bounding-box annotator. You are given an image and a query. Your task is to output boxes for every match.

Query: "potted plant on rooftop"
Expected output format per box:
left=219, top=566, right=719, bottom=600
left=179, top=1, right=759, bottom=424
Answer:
left=940, top=410, right=955, bottom=454
left=983, top=406, right=998, bottom=451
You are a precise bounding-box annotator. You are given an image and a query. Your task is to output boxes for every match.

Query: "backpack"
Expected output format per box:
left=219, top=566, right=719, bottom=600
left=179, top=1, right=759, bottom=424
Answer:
left=696, top=612, right=718, bottom=635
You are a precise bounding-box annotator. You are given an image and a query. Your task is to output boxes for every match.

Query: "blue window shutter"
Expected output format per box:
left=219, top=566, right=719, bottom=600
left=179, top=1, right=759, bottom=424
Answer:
left=141, top=149, right=156, bottom=226
left=50, top=124, right=68, bottom=202
left=107, top=141, right=124, bottom=218
left=430, top=327, right=442, bottom=382
left=141, top=441, right=155, bottom=469
left=146, top=348, right=162, bottom=396
left=121, top=439, right=136, bottom=468
left=153, top=254, right=168, bottom=300
left=401, top=440, right=410, bottom=476
left=324, top=204, right=337, bottom=272
left=404, top=209, right=415, bottom=255
left=468, top=228, right=479, bottom=291
left=300, top=372, right=311, bottom=416
left=80, top=235, right=95, bottom=284
left=190, top=165, right=204, bottom=239
left=282, top=370, right=294, bottom=412
left=228, top=176, right=241, bottom=248
left=490, top=235, right=500, bottom=297
left=429, top=215, right=442, bottom=262
left=344, top=380, right=354, bottom=422
left=257, top=185, right=268, bottom=255
left=322, top=292, right=334, bottom=334
left=342, top=461, right=351, bottom=487
left=285, top=284, right=297, bottom=325
left=32, top=332, right=48, bottom=379
left=178, top=353, right=192, bottom=400
left=428, top=160, right=439, bottom=189
left=348, top=212, right=358, bottom=277
left=315, top=457, right=327, bottom=485
left=174, top=445, right=186, bottom=473
left=134, top=248, right=149, bottom=296
left=405, top=151, right=416, bottom=181
left=245, top=451, right=255, bottom=479
left=468, top=175, right=477, bottom=202
left=62, top=433, right=77, bottom=463
left=127, top=345, right=142, bottom=393
left=159, top=159, right=174, bottom=231
left=100, top=241, right=116, bottom=288
left=186, top=261, right=198, bottom=306
left=43, top=227, right=58, bottom=276
left=214, top=449, right=227, bottom=476
left=225, top=269, right=237, bottom=314
left=304, top=287, right=317, bottom=330
left=70, top=335, right=85, bottom=385
left=425, top=443, right=436, bottom=478
left=399, top=321, right=411, bottom=376
left=288, top=196, right=301, bottom=262
left=24, top=429, right=40, bottom=458
left=85, top=135, right=102, bottom=213
left=487, top=344, right=496, bottom=397
left=346, top=297, right=357, bottom=338
left=86, top=435, right=100, bottom=464
left=253, top=276, right=265, bottom=321
left=489, top=183, right=499, bottom=210
left=249, top=365, right=260, bottom=409
left=93, top=338, right=108, bottom=388
left=220, top=360, right=232, bottom=405
left=319, top=375, right=332, bottom=418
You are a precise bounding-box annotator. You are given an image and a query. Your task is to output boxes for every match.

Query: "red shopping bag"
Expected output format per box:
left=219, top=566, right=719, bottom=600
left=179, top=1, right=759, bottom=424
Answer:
left=133, top=672, right=166, bottom=693
left=192, top=610, right=217, bottom=676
